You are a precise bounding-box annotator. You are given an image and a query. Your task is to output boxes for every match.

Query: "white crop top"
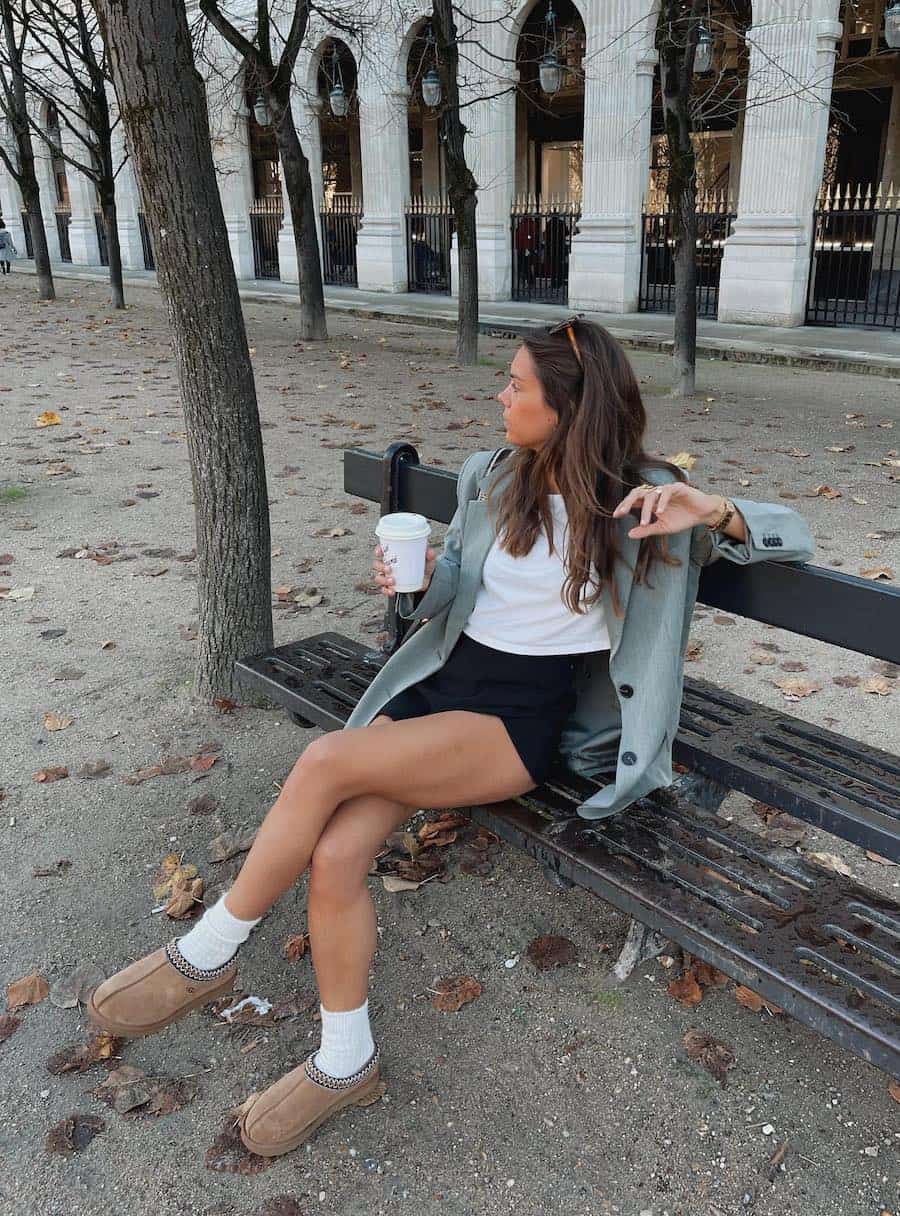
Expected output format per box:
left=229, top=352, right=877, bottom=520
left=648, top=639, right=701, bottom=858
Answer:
left=463, top=495, right=611, bottom=656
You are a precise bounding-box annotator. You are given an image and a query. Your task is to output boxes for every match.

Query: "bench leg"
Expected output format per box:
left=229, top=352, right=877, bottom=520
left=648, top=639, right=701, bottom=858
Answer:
left=604, top=919, right=671, bottom=987
left=670, top=771, right=730, bottom=814
left=290, top=711, right=316, bottom=729
left=541, top=861, right=575, bottom=890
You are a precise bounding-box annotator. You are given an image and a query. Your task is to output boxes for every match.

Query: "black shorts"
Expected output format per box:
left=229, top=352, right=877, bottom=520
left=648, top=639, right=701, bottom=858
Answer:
left=379, top=632, right=584, bottom=786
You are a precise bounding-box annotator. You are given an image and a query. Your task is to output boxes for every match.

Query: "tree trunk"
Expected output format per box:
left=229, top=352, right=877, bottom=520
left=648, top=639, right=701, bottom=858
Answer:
left=101, top=192, right=125, bottom=309
left=94, top=0, right=273, bottom=700
left=19, top=174, right=54, bottom=301
left=270, top=91, right=327, bottom=341
left=657, top=0, right=701, bottom=398
left=432, top=0, right=479, bottom=365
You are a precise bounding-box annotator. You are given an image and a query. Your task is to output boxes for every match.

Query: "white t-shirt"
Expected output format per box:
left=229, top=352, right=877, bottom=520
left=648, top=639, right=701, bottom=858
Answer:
left=463, top=494, right=611, bottom=656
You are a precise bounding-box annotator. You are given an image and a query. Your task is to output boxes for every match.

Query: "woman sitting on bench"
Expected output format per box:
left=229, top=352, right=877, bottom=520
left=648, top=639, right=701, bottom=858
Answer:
left=90, top=317, right=814, bottom=1158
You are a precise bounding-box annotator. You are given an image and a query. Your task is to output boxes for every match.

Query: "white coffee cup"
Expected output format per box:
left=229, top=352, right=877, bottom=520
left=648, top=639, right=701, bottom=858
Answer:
left=375, top=512, right=431, bottom=593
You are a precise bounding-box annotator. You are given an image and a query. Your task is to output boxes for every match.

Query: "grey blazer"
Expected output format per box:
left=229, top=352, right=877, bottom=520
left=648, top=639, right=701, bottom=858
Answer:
left=345, top=450, right=816, bottom=819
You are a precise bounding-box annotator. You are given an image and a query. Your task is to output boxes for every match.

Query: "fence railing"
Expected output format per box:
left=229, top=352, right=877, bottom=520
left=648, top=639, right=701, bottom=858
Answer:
left=639, top=191, right=734, bottom=318
left=510, top=196, right=579, bottom=305
left=406, top=196, right=452, bottom=294
left=137, top=212, right=155, bottom=271
left=321, top=197, right=362, bottom=287
left=94, top=209, right=109, bottom=267
left=806, top=183, right=900, bottom=329
left=249, top=199, right=282, bottom=280
left=21, top=211, right=33, bottom=259
left=55, top=206, right=72, bottom=263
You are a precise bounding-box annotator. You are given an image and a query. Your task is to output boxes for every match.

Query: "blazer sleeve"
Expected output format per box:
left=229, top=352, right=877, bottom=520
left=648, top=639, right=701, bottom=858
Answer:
left=395, top=451, right=480, bottom=625
left=690, top=497, right=815, bottom=568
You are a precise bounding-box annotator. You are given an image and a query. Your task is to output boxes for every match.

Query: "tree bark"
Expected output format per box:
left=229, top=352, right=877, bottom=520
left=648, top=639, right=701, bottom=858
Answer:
left=1, top=0, right=55, bottom=300
left=94, top=0, right=273, bottom=700
left=432, top=0, right=479, bottom=365
left=101, top=192, right=125, bottom=309
left=270, top=91, right=327, bottom=341
left=657, top=0, right=701, bottom=398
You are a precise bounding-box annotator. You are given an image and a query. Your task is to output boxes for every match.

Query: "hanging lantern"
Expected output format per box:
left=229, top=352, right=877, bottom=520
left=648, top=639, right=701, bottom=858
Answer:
left=885, top=0, right=900, bottom=47
left=693, top=23, right=715, bottom=74
left=539, top=3, right=563, bottom=96
left=253, top=92, right=270, bottom=127
left=422, top=66, right=442, bottom=108
left=329, top=47, right=349, bottom=118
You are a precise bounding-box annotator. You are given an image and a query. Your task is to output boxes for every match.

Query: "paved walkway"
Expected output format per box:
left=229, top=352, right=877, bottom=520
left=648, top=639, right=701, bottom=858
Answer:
left=18, top=260, right=900, bottom=377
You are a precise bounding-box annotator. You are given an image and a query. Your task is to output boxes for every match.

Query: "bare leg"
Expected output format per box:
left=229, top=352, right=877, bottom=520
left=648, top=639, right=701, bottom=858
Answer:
left=225, top=709, right=535, bottom=923
left=307, top=791, right=414, bottom=1010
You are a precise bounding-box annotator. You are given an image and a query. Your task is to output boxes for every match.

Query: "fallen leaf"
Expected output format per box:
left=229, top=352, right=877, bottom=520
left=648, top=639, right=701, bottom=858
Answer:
left=682, top=1029, right=736, bottom=1085
left=734, top=985, right=784, bottom=1015
left=190, top=752, right=219, bottom=774
left=205, top=1116, right=277, bottom=1175
left=208, top=825, right=256, bottom=863
left=34, top=765, right=69, bottom=783
left=381, top=874, right=425, bottom=892
left=808, top=484, right=842, bottom=499
left=667, top=451, right=697, bottom=471
left=46, top=1031, right=121, bottom=1075
left=33, top=859, right=73, bottom=878
left=861, top=676, right=892, bottom=696
left=431, top=975, right=482, bottom=1012
left=860, top=566, right=894, bottom=581
left=188, top=793, right=219, bottom=816
left=91, top=1066, right=197, bottom=1118
left=165, top=874, right=205, bottom=919
left=0, top=1013, right=22, bottom=1043
left=772, top=676, right=822, bottom=700
left=805, top=850, right=853, bottom=878
left=213, top=696, right=238, bottom=713
left=43, top=711, right=74, bottom=732
left=76, top=759, right=111, bottom=779
left=35, top=411, right=62, bottom=427
left=45, top=1113, right=105, bottom=1155
left=668, top=970, right=704, bottom=1007
left=889, top=1079, right=900, bottom=1103
left=49, top=964, right=106, bottom=1009
left=525, top=934, right=577, bottom=970
left=866, top=850, right=897, bottom=866
left=283, top=933, right=309, bottom=962
left=7, top=972, right=50, bottom=1010
left=824, top=443, right=854, bottom=452
left=685, top=639, right=703, bottom=661
left=832, top=674, right=860, bottom=687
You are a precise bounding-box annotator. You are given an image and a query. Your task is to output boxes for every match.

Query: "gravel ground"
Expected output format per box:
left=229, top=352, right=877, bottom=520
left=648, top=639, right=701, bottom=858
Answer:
left=1, top=275, right=898, bottom=1216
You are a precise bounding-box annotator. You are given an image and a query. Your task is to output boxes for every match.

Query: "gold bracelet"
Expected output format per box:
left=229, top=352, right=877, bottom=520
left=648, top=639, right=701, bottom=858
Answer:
left=708, top=496, right=736, bottom=533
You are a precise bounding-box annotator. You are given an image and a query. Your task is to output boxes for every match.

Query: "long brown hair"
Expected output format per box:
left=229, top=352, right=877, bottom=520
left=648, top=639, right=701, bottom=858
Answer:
left=486, top=319, right=686, bottom=618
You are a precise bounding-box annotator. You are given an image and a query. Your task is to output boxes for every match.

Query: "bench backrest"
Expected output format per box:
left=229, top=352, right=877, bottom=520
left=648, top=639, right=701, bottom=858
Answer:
left=344, top=444, right=900, bottom=665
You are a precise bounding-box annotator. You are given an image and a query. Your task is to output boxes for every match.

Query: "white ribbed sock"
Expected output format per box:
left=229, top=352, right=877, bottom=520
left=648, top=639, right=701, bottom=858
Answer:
left=314, top=999, right=375, bottom=1079
left=177, top=893, right=261, bottom=971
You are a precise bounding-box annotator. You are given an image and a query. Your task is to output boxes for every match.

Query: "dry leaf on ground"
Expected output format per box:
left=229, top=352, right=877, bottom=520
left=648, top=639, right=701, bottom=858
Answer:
left=860, top=566, right=895, bottom=581
left=205, top=1117, right=277, bottom=1175
left=45, top=1113, right=105, bottom=1155
left=35, top=411, right=62, bottom=427
left=734, top=985, right=784, bottom=1015
left=43, top=711, right=74, bottom=731
left=283, top=933, right=309, bottom=962
left=0, top=1013, right=22, bottom=1043
left=431, top=975, right=482, bottom=1012
left=683, top=1029, right=736, bottom=1085
left=861, top=676, right=892, bottom=696
left=865, top=850, right=897, bottom=866
left=525, top=934, right=578, bottom=970
left=49, top=963, right=105, bottom=1009
left=667, top=451, right=697, bottom=471
left=46, top=1031, right=121, bottom=1075
left=34, top=765, right=69, bottom=783
left=805, top=850, right=854, bottom=878
left=668, top=970, right=703, bottom=1007
left=772, top=676, right=822, bottom=700
left=889, top=1079, right=900, bottom=1104
left=381, top=874, right=428, bottom=893
left=91, top=1065, right=197, bottom=1118
left=208, top=825, right=256, bottom=863
left=7, top=972, right=50, bottom=1010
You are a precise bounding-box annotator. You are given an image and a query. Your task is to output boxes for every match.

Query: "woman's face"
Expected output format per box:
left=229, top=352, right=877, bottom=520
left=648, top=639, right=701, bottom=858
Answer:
left=497, top=346, right=558, bottom=450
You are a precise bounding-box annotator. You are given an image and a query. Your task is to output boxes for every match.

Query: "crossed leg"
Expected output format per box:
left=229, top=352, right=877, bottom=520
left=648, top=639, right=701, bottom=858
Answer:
left=225, top=710, right=537, bottom=1009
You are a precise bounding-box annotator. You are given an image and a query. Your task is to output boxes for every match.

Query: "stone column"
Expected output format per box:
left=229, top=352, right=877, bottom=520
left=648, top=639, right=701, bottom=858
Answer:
left=717, top=0, right=842, bottom=325
left=110, top=118, right=147, bottom=271
left=208, top=75, right=256, bottom=281
left=279, top=94, right=326, bottom=283
left=32, top=105, right=62, bottom=261
left=568, top=0, right=657, bottom=313
left=62, top=116, right=102, bottom=266
left=356, top=32, right=410, bottom=293
left=0, top=142, right=27, bottom=255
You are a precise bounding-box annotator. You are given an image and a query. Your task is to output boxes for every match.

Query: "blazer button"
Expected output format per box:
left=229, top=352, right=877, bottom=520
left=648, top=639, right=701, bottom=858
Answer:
left=619, top=684, right=634, bottom=698
left=622, top=751, right=637, bottom=766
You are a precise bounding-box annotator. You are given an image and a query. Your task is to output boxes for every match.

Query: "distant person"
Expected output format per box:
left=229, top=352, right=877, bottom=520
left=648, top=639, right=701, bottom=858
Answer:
left=0, top=220, right=17, bottom=274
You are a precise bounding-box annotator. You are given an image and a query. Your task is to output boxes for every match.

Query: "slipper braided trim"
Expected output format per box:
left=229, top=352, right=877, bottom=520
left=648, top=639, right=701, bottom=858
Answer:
left=164, top=938, right=235, bottom=983
left=304, top=1045, right=380, bottom=1092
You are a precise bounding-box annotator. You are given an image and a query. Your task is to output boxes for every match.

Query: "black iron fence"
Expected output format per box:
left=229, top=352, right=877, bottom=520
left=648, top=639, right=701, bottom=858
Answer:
left=511, top=197, right=579, bottom=304
left=406, top=197, right=452, bottom=294
left=21, top=211, right=33, bottom=258
left=321, top=197, right=362, bottom=287
left=55, top=206, right=72, bottom=262
left=249, top=199, right=282, bottom=280
left=94, top=209, right=109, bottom=267
left=137, top=212, right=155, bottom=271
left=639, top=192, right=734, bottom=318
left=806, top=185, right=900, bottom=329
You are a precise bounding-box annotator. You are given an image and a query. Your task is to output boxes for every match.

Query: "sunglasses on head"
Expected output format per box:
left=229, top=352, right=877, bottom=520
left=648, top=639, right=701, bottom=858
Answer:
left=548, top=313, right=585, bottom=368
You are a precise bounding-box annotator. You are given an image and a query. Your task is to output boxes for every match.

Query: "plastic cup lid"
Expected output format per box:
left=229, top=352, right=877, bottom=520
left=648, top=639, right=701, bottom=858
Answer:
left=375, top=512, right=431, bottom=541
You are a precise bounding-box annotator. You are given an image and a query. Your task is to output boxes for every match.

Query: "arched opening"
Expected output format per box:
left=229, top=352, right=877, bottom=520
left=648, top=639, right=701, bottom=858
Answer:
left=405, top=21, right=452, bottom=293
left=806, top=0, right=900, bottom=326
left=245, top=67, right=282, bottom=280
left=45, top=101, right=72, bottom=262
left=641, top=0, right=749, bottom=317
left=317, top=38, right=363, bottom=286
left=512, top=0, right=585, bottom=302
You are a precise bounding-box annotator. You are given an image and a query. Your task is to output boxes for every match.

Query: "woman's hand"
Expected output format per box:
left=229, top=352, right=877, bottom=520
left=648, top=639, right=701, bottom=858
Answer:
left=373, top=544, right=437, bottom=597
left=612, top=482, right=731, bottom=540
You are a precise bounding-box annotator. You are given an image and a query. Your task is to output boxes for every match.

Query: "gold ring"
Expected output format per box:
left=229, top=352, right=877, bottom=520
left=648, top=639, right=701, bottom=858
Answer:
left=638, top=483, right=657, bottom=493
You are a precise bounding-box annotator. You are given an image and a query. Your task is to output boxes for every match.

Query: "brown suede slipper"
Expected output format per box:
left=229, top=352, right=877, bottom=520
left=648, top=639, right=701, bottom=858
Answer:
left=88, top=940, right=237, bottom=1038
left=240, top=1047, right=382, bottom=1157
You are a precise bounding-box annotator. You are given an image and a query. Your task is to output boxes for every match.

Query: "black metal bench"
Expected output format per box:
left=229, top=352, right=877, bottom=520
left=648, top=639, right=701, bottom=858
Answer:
left=237, top=444, right=900, bottom=1077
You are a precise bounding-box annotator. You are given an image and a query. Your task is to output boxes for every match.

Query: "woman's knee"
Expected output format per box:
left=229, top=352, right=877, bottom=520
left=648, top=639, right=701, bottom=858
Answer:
left=308, top=823, right=372, bottom=897
left=286, top=732, right=349, bottom=796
